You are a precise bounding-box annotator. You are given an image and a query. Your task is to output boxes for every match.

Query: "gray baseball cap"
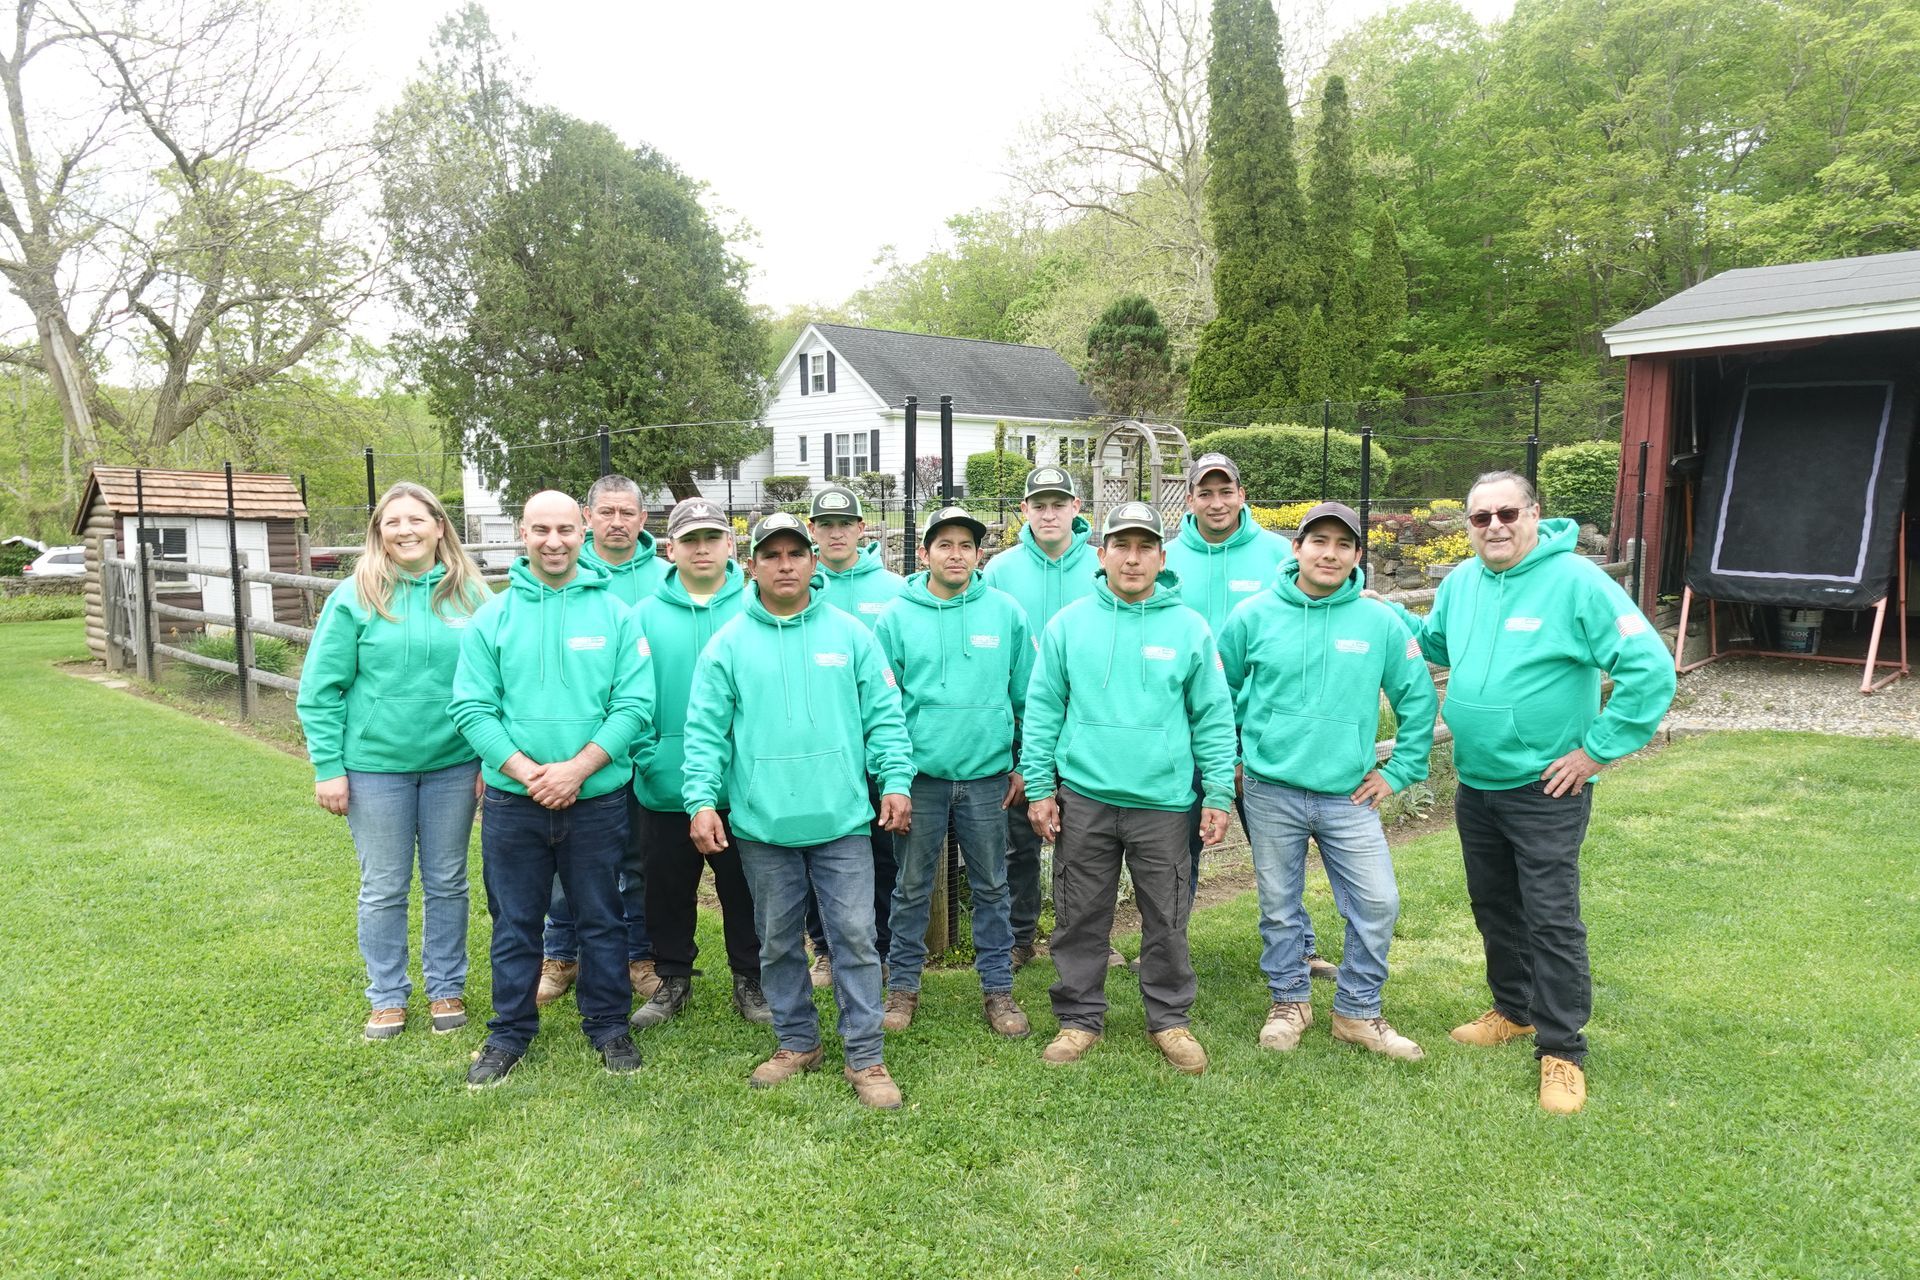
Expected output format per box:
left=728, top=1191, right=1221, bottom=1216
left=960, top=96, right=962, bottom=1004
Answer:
left=749, top=511, right=813, bottom=552
left=1023, top=466, right=1076, bottom=500
left=1186, top=452, right=1241, bottom=490
left=1101, top=501, right=1166, bottom=541
left=667, top=497, right=731, bottom=539
left=922, top=504, right=987, bottom=548
left=1295, top=501, right=1364, bottom=542
left=808, top=485, right=864, bottom=521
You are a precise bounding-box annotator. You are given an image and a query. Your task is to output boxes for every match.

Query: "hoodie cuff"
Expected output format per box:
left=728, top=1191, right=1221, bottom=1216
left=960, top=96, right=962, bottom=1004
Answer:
left=311, top=761, right=346, bottom=783
left=879, top=770, right=915, bottom=798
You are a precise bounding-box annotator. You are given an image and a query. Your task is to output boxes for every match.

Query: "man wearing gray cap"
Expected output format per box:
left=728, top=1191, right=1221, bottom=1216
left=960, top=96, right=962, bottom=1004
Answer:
left=982, top=465, right=1103, bottom=969
left=1019, top=501, right=1237, bottom=1075
left=1219, top=502, right=1437, bottom=1062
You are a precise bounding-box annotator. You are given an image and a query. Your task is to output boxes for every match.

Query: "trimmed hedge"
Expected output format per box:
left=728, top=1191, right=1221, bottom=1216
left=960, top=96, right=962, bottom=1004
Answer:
left=965, top=451, right=1032, bottom=502
left=763, top=475, right=811, bottom=504
left=1538, top=440, right=1619, bottom=530
left=1188, top=424, right=1391, bottom=504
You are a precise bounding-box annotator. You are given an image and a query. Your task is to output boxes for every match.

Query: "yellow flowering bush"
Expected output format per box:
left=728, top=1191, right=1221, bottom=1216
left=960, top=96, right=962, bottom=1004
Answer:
left=1405, top=529, right=1472, bottom=569
left=1428, top=498, right=1464, bottom=517
left=1252, top=501, right=1318, bottom=531
left=1367, top=527, right=1397, bottom=554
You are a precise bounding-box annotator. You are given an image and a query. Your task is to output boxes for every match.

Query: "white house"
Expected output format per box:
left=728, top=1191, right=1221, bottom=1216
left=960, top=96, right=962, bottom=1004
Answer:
left=460, top=323, right=1105, bottom=522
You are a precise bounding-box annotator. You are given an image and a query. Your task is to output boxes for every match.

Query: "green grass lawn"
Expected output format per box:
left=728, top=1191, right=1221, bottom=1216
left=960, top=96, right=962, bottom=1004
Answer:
left=2, top=616, right=1916, bottom=1279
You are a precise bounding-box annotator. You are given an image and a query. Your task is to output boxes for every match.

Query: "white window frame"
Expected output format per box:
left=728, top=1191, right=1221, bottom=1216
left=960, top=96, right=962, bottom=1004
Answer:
left=810, top=353, right=828, bottom=394
left=833, top=432, right=870, bottom=478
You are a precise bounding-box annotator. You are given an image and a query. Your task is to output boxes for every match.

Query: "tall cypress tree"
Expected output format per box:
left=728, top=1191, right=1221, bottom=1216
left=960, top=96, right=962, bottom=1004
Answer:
left=1306, top=77, right=1358, bottom=313
left=1187, top=0, right=1309, bottom=422
left=1360, top=205, right=1409, bottom=389
left=1087, top=293, right=1176, bottom=417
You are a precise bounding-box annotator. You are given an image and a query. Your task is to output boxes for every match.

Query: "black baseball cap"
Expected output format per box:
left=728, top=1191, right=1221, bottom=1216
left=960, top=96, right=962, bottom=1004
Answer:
left=1294, top=501, right=1364, bottom=542
left=1023, top=466, right=1076, bottom=500
left=1101, top=501, right=1166, bottom=541
left=749, top=511, right=813, bottom=552
left=922, top=504, right=987, bottom=548
left=808, top=485, right=864, bottom=521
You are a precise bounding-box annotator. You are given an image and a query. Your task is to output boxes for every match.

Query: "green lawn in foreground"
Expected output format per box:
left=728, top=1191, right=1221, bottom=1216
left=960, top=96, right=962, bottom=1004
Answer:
left=1, top=617, right=1915, bottom=1278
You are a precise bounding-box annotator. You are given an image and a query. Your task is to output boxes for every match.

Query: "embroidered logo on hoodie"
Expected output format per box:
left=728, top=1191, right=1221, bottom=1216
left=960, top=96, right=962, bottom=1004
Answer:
left=568, top=635, right=606, bottom=650
left=814, top=652, right=849, bottom=667
left=970, top=634, right=1000, bottom=649
left=1142, top=645, right=1175, bottom=661
left=1334, top=638, right=1371, bottom=654
left=1505, top=616, right=1543, bottom=632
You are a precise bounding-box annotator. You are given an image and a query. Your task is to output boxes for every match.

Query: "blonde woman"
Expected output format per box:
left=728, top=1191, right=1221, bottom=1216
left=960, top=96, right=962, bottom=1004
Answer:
left=298, top=483, right=489, bottom=1041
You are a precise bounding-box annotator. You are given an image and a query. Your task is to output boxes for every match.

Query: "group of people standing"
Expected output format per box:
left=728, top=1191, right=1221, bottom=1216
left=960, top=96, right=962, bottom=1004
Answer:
left=296, top=450, right=1673, bottom=1115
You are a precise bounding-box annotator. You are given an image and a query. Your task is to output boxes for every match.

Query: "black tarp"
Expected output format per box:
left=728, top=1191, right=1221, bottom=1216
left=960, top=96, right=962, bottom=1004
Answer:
left=1687, top=340, right=1917, bottom=609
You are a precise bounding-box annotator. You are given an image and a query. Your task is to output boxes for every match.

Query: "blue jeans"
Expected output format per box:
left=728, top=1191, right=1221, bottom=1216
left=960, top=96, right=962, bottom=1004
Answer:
left=543, top=790, right=650, bottom=963
left=1242, top=776, right=1400, bottom=1019
left=737, top=834, right=885, bottom=1070
left=345, top=761, right=478, bottom=1008
left=480, top=787, right=631, bottom=1055
left=887, top=773, right=1017, bottom=994
left=1187, top=779, right=1318, bottom=956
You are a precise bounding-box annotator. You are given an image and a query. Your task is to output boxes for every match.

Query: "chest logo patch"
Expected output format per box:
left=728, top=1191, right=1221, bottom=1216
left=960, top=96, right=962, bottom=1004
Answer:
left=970, top=634, right=1000, bottom=649
left=858, top=601, right=886, bottom=614
left=1505, top=616, right=1543, bottom=633
left=567, top=635, right=606, bottom=651
left=1334, top=638, right=1371, bottom=654
left=814, top=651, right=849, bottom=667
left=1141, top=645, right=1176, bottom=661
left=1229, top=579, right=1261, bottom=592
left=444, top=616, right=470, bottom=629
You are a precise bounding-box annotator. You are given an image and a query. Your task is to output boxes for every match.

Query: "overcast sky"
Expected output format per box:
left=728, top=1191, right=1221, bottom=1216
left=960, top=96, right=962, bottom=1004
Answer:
left=348, top=1, right=1515, bottom=315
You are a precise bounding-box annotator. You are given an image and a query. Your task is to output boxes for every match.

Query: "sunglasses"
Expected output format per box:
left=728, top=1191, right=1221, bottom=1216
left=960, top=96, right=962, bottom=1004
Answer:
left=1468, top=506, right=1529, bottom=528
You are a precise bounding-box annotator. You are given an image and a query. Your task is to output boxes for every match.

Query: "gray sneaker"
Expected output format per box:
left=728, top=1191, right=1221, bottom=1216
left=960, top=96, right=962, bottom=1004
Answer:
left=629, top=975, right=692, bottom=1029
left=732, top=973, right=773, bottom=1024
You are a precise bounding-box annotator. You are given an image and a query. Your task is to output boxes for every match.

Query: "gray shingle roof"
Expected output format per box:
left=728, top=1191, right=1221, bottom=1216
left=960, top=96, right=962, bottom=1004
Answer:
left=811, top=323, right=1101, bottom=420
left=1606, top=249, right=1920, bottom=336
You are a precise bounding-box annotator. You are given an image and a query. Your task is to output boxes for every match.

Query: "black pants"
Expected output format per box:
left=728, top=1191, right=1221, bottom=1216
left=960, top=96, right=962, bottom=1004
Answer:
left=640, top=805, right=760, bottom=980
left=1455, top=781, right=1594, bottom=1065
left=808, top=778, right=896, bottom=959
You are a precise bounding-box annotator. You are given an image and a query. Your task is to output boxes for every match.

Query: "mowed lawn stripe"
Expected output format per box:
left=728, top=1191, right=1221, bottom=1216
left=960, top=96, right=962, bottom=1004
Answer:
left=2, top=619, right=1915, bottom=1278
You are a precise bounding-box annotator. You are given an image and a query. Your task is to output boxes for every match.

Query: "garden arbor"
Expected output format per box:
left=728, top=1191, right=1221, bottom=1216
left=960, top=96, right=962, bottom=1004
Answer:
left=1090, top=420, right=1193, bottom=533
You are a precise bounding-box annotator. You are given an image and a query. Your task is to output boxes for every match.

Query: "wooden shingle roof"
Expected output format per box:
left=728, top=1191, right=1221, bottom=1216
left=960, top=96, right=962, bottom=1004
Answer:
left=73, top=467, right=307, bottom=534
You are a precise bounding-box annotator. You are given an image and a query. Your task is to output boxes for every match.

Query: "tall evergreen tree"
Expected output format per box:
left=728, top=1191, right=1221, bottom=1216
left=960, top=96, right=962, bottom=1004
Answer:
left=1186, top=0, right=1310, bottom=422
left=1360, top=205, right=1408, bottom=388
left=1086, top=294, right=1177, bottom=417
left=1306, top=76, right=1358, bottom=313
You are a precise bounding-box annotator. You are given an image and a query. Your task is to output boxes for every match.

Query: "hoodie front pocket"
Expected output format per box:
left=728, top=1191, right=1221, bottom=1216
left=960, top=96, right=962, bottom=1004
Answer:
left=352, top=696, right=455, bottom=762
left=504, top=716, right=602, bottom=767
left=915, top=704, right=1014, bottom=764
left=745, top=748, right=859, bottom=844
left=1255, top=707, right=1366, bottom=793
left=1061, top=719, right=1172, bottom=788
left=1439, top=697, right=1539, bottom=780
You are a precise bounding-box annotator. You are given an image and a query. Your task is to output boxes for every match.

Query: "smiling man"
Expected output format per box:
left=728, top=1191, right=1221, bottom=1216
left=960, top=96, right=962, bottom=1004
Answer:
left=1394, top=471, right=1675, bottom=1114
left=450, top=490, right=654, bottom=1087
left=1019, top=502, right=1236, bottom=1076
left=1218, top=502, right=1436, bottom=1063
left=681, top=512, right=916, bottom=1109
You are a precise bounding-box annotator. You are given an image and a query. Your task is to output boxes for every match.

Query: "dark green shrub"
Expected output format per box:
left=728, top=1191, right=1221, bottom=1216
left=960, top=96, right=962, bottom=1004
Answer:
left=185, top=633, right=294, bottom=691
left=965, top=451, right=1032, bottom=501
left=763, top=475, right=810, bottom=504
left=853, top=471, right=897, bottom=502
left=0, top=543, right=35, bottom=575
left=1188, top=424, right=1391, bottom=504
left=1538, top=441, right=1620, bottom=530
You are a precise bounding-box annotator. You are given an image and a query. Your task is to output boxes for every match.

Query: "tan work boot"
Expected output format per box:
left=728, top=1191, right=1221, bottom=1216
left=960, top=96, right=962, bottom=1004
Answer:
left=983, top=991, right=1031, bottom=1038
left=534, top=958, right=578, bottom=1008
left=1041, top=1027, right=1101, bottom=1064
left=1010, top=943, right=1037, bottom=971
left=1331, top=1013, right=1425, bottom=1061
left=629, top=959, right=662, bottom=1001
left=809, top=953, right=833, bottom=989
left=749, top=1046, right=824, bottom=1089
left=363, top=1007, right=405, bottom=1041
left=1258, top=1000, right=1313, bottom=1052
left=844, top=1062, right=904, bottom=1110
left=881, top=990, right=919, bottom=1032
left=1540, top=1056, right=1587, bottom=1114
left=429, top=997, right=467, bottom=1034
left=1307, top=953, right=1340, bottom=982
left=1449, top=1008, right=1535, bottom=1048
left=1106, top=946, right=1127, bottom=968
left=1149, top=1026, right=1208, bottom=1075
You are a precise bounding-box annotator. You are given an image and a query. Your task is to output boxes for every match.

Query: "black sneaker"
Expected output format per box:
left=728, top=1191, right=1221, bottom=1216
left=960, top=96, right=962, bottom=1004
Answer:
left=732, top=972, right=773, bottom=1024
left=598, top=1033, right=643, bottom=1074
left=629, top=974, right=692, bottom=1029
left=466, top=1044, right=520, bottom=1088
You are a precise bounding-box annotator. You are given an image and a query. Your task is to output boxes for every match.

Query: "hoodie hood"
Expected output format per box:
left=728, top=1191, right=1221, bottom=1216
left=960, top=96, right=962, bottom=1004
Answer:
left=983, top=513, right=1098, bottom=631
left=630, top=561, right=748, bottom=812
left=1486, top=516, right=1579, bottom=576
left=580, top=529, right=666, bottom=606
left=1165, top=508, right=1289, bottom=635
left=818, top=540, right=904, bottom=629
left=1175, top=506, right=1264, bottom=554
left=1272, top=553, right=1365, bottom=609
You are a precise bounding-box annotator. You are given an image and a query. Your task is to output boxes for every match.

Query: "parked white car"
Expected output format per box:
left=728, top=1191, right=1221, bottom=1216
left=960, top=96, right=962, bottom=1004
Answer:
left=23, top=545, right=87, bottom=577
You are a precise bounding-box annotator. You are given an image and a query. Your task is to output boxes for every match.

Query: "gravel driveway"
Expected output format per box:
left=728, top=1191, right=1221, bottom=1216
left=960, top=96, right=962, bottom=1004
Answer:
left=1664, top=654, right=1920, bottom=738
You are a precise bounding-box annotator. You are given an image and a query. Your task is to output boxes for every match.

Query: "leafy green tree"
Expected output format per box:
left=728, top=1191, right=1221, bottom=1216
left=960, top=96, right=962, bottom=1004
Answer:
left=422, top=114, right=767, bottom=504
left=1086, top=294, right=1177, bottom=416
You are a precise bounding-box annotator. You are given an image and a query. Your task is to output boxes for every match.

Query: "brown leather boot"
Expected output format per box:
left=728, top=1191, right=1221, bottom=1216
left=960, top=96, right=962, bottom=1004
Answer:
left=1258, top=1001, right=1313, bottom=1052
left=1148, top=1026, right=1208, bottom=1075
left=844, top=1062, right=904, bottom=1110
left=1540, top=1056, right=1587, bottom=1114
left=1449, top=1008, right=1535, bottom=1048
left=749, top=1046, right=824, bottom=1089
left=1041, top=1027, right=1101, bottom=1064
left=983, top=992, right=1030, bottom=1038
left=534, top=959, right=577, bottom=1009
left=881, top=990, right=919, bottom=1032
left=1331, top=1013, right=1425, bottom=1061
left=628, top=959, right=662, bottom=1001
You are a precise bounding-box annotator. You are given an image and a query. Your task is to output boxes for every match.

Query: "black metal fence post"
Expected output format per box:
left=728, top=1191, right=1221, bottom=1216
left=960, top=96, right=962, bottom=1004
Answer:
left=903, top=397, right=919, bottom=564
left=363, top=446, right=376, bottom=517
left=1320, top=399, right=1331, bottom=501
left=1631, top=440, right=1650, bottom=611
left=225, top=461, right=251, bottom=717
left=939, top=395, right=954, bottom=501
left=599, top=427, right=611, bottom=478
left=1359, top=426, right=1374, bottom=529
left=1527, top=379, right=1543, bottom=490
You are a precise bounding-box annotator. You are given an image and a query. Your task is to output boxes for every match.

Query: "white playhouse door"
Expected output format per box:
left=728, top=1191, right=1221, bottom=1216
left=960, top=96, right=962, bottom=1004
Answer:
left=193, top=520, right=274, bottom=622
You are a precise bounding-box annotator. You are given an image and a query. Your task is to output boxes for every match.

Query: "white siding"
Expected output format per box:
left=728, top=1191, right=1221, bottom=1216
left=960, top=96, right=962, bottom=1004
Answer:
left=766, top=337, right=891, bottom=490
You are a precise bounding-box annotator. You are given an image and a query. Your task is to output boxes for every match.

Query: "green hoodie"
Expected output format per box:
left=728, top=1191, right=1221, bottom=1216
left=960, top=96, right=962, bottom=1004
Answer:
left=1165, top=508, right=1289, bottom=636
left=819, top=540, right=904, bottom=630
left=1218, top=556, right=1437, bottom=795
left=1019, top=570, right=1237, bottom=812
left=630, top=562, right=748, bottom=812
left=297, top=564, right=482, bottom=781
left=449, top=558, right=654, bottom=799
left=1401, top=518, right=1676, bottom=790
left=579, top=529, right=667, bottom=607
left=982, top=513, right=1097, bottom=630
left=682, top=573, right=916, bottom=846
left=873, top=571, right=1036, bottom=781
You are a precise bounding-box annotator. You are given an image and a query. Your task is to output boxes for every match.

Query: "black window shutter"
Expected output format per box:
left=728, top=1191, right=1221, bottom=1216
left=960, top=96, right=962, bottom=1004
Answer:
left=826, top=352, right=837, bottom=393
left=800, top=435, right=807, bottom=463
left=798, top=352, right=809, bottom=396
left=869, top=428, right=880, bottom=473
left=822, top=433, right=832, bottom=479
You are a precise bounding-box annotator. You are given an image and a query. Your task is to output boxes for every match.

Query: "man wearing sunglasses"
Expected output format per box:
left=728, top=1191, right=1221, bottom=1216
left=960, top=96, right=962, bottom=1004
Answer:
left=1394, top=471, right=1674, bottom=1114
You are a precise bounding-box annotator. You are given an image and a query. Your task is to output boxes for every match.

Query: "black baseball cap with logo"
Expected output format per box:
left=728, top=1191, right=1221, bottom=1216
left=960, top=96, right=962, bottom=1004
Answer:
left=1101, top=501, right=1166, bottom=542
left=809, top=485, right=864, bottom=521
left=1294, top=501, right=1364, bottom=543
left=922, top=504, right=988, bottom=548
left=1023, top=466, right=1077, bottom=500
left=749, top=511, right=814, bottom=552
left=667, top=497, right=731, bottom=539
